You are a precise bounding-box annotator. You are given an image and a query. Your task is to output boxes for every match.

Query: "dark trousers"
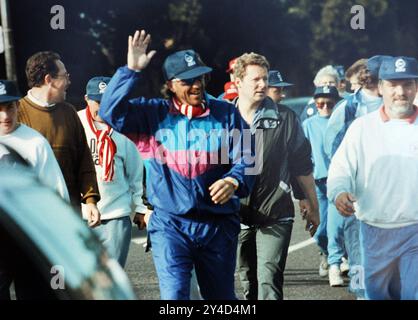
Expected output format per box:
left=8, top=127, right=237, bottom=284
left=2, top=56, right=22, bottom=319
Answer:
left=237, top=221, right=293, bottom=300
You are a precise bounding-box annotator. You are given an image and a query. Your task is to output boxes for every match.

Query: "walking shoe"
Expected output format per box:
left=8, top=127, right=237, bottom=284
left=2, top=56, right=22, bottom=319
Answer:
left=340, top=257, right=349, bottom=275
left=319, top=254, right=329, bottom=277
left=329, top=265, right=344, bottom=287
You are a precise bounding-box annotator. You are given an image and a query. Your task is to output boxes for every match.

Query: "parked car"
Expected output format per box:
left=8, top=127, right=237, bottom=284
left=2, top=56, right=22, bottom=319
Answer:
left=282, top=96, right=312, bottom=118
left=0, top=144, right=136, bottom=300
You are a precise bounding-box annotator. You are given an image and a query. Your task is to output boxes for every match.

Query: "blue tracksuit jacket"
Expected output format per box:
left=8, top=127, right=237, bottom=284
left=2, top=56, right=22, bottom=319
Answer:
left=99, top=66, right=255, bottom=217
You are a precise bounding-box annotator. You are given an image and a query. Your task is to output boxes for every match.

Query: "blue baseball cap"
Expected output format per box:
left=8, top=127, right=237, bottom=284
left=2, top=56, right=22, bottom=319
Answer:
left=0, top=80, right=21, bottom=103
left=268, top=70, right=293, bottom=87
left=313, top=86, right=339, bottom=100
left=378, top=56, right=418, bottom=80
left=162, top=49, right=212, bottom=81
left=367, top=55, right=392, bottom=77
left=86, top=76, right=111, bottom=102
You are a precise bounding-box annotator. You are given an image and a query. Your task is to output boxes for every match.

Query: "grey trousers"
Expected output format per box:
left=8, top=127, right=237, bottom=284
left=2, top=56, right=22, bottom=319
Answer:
left=237, top=221, right=293, bottom=300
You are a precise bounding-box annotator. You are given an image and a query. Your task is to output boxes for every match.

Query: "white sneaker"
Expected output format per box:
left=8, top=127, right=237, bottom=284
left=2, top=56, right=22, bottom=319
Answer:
left=329, top=265, right=344, bottom=287
left=319, top=254, right=329, bottom=277
left=340, top=257, right=349, bottom=275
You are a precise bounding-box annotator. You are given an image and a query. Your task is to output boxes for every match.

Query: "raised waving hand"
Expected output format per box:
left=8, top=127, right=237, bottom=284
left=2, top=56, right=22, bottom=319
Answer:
left=127, top=30, right=157, bottom=71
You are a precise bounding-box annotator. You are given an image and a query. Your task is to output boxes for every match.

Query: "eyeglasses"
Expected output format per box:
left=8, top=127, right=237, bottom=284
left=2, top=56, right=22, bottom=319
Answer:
left=315, top=101, right=335, bottom=109
left=55, top=72, right=70, bottom=80
left=173, top=76, right=204, bottom=86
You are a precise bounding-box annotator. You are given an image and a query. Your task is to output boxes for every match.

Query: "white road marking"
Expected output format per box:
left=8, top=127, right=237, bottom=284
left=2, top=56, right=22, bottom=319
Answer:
left=288, top=238, right=315, bottom=253
left=131, top=237, right=147, bottom=246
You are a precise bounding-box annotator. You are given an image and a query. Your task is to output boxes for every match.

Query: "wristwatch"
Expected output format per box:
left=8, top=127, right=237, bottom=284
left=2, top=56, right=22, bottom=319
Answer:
left=223, top=177, right=239, bottom=191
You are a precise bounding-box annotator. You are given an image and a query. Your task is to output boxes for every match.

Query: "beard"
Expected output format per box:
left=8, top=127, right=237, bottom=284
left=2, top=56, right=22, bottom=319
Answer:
left=387, top=101, right=414, bottom=118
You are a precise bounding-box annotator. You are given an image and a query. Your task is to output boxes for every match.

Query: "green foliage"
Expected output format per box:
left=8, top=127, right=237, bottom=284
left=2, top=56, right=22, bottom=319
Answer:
left=8, top=0, right=418, bottom=100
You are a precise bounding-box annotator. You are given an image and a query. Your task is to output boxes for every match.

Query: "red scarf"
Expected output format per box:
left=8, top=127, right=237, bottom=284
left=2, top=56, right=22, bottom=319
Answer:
left=85, top=108, right=117, bottom=182
left=172, top=97, right=206, bottom=119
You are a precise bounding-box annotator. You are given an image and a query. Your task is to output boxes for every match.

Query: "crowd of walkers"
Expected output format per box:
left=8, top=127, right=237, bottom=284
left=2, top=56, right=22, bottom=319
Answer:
left=1, top=28, right=418, bottom=300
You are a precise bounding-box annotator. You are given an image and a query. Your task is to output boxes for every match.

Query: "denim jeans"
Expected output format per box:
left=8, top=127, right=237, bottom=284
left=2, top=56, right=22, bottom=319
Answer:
left=360, top=221, right=418, bottom=300
left=327, top=201, right=346, bottom=266
left=327, top=202, right=364, bottom=298
left=94, top=216, right=132, bottom=268
left=237, top=221, right=293, bottom=300
left=314, top=180, right=328, bottom=255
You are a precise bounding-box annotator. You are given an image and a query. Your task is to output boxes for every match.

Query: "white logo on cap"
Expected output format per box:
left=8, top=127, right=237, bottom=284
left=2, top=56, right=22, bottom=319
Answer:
left=98, top=81, right=107, bottom=94
left=276, top=72, right=283, bottom=82
left=226, top=87, right=237, bottom=94
left=395, top=58, right=406, bottom=73
left=184, top=53, right=196, bottom=67
left=323, top=86, right=330, bottom=93
left=307, top=107, right=315, bottom=116
left=0, top=83, right=6, bottom=95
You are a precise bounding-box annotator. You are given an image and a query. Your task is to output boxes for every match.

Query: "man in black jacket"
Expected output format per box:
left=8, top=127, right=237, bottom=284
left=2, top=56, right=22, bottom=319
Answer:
left=234, top=53, right=320, bottom=300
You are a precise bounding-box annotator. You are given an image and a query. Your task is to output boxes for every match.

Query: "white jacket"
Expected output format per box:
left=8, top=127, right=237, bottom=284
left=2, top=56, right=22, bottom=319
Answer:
left=327, top=108, right=418, bottom=228
left=0, top=124, right=70, bottom=201
left=78, top=109, right=148, bottom=220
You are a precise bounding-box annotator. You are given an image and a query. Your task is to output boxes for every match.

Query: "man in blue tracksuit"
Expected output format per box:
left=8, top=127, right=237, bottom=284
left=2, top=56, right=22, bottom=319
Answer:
left=99, top=30, right=255, bottom=300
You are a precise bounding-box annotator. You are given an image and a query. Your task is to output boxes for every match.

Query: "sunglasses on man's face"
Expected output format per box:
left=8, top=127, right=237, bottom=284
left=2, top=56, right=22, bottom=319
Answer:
left=173, top=76, right=205, bottom=86
left=315, top=101, right=335, bottom=109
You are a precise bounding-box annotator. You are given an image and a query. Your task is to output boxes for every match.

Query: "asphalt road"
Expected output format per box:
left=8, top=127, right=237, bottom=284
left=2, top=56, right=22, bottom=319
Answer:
left=125, top=201, right=355, bottom=300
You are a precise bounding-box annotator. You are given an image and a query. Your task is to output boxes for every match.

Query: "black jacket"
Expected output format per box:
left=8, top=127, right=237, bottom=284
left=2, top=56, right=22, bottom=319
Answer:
left=239, top=97, right=313, bottom=226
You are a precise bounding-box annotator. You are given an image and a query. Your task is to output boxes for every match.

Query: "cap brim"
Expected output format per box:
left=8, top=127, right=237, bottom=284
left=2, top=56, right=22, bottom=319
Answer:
left=269, top=82, right=293, bottom=87
left=86, top=94, right=103, bottom=102
left=0, top=96, right=21, bottom=103
left=314, top=93, right=339, bottom=99
left=380, top=74, right=418, bottom=80
left=175, top=66, right=213, bottom=80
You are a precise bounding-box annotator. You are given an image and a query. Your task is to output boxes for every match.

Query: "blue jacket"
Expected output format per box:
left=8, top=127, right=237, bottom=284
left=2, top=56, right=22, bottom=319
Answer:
left=99, top=66, right=255, bottom=216
left=302, top=114, right=330, bottom=180
left=323, top=89, right=382, bottom=159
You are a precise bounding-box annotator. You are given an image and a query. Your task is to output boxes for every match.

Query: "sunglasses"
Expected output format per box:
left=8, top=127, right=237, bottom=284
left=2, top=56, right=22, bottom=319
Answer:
left=315, top=101, right=335, bottom=109
left=173, top=76, right=204, bottom=86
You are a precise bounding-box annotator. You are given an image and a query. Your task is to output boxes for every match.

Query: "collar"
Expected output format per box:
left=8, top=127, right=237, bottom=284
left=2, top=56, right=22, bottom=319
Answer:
left=352, top=88, right=362, bottom=104
left=236, top=97, right=281, bottom=133
left=380, top=105, right=418, bottom=124
left=27, top=90, right=56, bottom=108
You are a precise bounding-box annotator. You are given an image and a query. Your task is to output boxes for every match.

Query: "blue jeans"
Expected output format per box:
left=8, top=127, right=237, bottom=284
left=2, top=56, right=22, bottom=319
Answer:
left=94, top=216, right=132, bottom=268
left=360, top=222, right=418, bottom=300
left=327, top=203, right=364, bottom=298
left=327, top=202, right=346, bottom=266
left=148, top=210, right=240, bottom=300
left=314, top=180, right=328, bottom=255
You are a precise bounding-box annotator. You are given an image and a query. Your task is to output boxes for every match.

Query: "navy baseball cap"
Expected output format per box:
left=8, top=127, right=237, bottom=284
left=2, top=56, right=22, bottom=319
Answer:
left=0, top=80, right=21, bottom=104
left=313, top=86, right=339, bottom=100
left=379, top=56, right=418, bottom=80
left=268, top=70, right=293, bottom=87
left=86, top=76, right=111, bottom=102
left=367, top=55, right=392, bottom=77
left=162, top=49, right=212, bottom=81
